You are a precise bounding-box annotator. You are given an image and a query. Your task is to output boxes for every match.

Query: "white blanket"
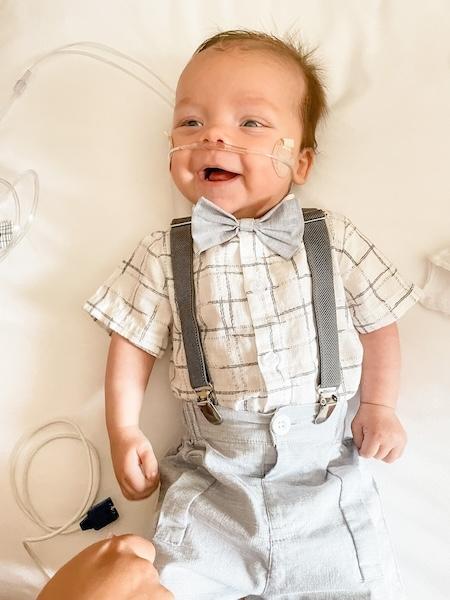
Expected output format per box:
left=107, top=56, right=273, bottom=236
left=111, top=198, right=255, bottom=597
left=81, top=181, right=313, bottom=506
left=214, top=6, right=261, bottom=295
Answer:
left=1, top=1, right=449, bottom=598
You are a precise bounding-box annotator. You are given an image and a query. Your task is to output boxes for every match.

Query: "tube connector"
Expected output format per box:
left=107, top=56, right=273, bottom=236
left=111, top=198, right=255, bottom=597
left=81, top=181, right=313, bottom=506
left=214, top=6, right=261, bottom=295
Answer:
left=13, top=69, right=32, bottom=96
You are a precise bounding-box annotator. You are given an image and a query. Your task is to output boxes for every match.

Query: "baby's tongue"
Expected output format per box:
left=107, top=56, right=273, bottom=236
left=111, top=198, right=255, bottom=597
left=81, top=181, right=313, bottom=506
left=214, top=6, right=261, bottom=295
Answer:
left=209, top=169, right=236, bottom=181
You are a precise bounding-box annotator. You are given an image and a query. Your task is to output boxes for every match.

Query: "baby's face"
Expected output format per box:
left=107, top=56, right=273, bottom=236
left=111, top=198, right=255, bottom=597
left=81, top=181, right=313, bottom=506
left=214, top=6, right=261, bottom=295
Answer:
left=170, top=46, right=314, bottom=218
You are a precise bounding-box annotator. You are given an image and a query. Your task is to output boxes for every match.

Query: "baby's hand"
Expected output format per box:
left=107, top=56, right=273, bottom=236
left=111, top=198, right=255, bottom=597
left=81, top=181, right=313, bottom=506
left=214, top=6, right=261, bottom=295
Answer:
left=109, top=426, right=160, bottom=500
left=351, top=403, right=407, bottom=463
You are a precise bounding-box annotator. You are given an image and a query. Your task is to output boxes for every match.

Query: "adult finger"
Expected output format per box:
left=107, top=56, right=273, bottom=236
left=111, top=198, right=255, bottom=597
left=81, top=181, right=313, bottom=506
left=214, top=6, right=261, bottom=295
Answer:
left=110, top=534, right=156, bottom=563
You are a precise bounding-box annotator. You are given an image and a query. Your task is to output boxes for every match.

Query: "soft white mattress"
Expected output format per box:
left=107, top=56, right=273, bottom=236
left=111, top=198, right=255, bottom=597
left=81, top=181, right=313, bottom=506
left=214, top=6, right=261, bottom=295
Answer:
left=0, top=1, right=449, bottom=598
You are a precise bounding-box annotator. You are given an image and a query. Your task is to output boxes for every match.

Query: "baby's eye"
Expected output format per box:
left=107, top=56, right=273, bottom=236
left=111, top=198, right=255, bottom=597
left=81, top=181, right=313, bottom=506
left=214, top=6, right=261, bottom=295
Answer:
left=180, top=119, right=202, bottom=127
left=242, top=120, right=264, bottom=128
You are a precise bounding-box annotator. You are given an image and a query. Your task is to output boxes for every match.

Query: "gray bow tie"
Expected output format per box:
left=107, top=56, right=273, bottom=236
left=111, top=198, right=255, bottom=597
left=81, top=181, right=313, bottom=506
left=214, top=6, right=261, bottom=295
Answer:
left=191, top=194, right=304, bottom=259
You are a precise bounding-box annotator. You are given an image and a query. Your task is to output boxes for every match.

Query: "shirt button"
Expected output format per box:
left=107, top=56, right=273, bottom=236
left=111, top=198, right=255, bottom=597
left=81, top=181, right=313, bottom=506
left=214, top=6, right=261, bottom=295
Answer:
left=270, top=415, right=291, bottom=435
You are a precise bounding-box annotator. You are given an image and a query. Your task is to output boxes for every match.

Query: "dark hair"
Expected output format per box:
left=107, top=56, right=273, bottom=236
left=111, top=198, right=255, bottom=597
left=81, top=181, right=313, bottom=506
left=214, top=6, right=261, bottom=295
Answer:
left=193, top=29, right=328, bottom=152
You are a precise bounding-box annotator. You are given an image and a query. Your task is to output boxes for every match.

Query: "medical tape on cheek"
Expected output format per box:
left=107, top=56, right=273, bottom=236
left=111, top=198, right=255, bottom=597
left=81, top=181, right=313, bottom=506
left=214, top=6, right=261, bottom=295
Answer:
left=165, top=131, right=176, bottom=171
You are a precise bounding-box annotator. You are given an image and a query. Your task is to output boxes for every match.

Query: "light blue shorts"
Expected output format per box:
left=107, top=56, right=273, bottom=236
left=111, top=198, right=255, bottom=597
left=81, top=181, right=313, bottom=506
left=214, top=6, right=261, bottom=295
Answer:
left=150, top=399, right=405, bottom=599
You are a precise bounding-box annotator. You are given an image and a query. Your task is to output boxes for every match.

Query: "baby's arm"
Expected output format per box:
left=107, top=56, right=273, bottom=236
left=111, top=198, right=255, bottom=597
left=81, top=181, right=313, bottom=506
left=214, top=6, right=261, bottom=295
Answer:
left=106, top=332, right=160, bottom=500
left=351, top=322, right=407, bottom=463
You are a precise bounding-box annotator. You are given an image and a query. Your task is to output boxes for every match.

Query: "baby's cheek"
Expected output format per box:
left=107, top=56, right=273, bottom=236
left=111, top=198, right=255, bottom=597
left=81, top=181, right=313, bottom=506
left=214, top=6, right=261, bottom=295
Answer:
left=170, top=163, right=196, bottom=196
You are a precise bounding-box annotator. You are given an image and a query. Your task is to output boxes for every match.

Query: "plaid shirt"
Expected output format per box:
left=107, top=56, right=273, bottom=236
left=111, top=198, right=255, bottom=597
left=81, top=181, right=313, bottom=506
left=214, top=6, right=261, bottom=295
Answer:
left=83, top=207, right=420, bottom=412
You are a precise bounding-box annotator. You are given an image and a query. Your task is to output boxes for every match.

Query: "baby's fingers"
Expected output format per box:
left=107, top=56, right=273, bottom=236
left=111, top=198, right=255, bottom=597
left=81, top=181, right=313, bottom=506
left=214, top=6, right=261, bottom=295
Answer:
left=351, top=420, right=364, bottom=451
left=382, top=445, right=404, bottom=463
left=369, top=431, right=406, bottom=462
left=137, top=445, right=159, bottom=480
left=123, top=451, right=150, bottom=493
left=358, top=432, right=381, bottom=459
left=119, top=471, right=158, bottom=501
left=373, top=443, right=394, bottom=461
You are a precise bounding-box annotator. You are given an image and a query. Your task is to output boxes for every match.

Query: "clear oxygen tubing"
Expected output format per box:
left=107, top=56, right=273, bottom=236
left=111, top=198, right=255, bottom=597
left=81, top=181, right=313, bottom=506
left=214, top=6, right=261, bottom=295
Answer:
left=0, top=41, right=176, bottom=262
left=167, top=138, right=296, bottom=178
left=0, top=40, right=175, bottom=124
left=2, top=43, right=175, bottom=580
left=9, top=419, right=101, bottom=581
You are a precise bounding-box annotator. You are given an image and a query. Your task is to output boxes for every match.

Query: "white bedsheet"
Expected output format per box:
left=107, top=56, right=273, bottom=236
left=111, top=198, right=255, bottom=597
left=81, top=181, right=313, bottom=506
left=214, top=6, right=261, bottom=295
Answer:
left=1, top=1, right=449, bottom=598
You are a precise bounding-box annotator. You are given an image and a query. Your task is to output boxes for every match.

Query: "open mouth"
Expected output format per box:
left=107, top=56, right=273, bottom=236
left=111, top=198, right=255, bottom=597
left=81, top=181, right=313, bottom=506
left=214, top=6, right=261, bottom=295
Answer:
left=202, top=167, right=240, bottom=182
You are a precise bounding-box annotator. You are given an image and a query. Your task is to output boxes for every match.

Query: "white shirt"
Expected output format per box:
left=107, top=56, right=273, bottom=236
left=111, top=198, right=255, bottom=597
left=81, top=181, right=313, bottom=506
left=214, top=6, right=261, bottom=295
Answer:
left=83, top=206, right=420, bottom=412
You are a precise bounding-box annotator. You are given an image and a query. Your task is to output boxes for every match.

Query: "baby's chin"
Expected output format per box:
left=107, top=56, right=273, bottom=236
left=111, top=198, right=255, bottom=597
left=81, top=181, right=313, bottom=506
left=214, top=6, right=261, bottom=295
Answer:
left=191, top=194, right=246, bottom=214
left=193, top=195, right=281, bottom=219
left=190, top=196, right=234, bottom=216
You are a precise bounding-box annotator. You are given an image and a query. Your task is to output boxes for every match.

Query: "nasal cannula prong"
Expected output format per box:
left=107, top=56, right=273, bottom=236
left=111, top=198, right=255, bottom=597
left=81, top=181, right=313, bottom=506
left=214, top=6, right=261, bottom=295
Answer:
left=167, top=138, right=296, bottom=177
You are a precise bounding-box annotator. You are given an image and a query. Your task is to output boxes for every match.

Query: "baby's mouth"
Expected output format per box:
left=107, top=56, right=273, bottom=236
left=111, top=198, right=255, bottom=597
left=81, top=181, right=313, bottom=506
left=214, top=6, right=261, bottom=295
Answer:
left=202, top=167, right=240, bottom=182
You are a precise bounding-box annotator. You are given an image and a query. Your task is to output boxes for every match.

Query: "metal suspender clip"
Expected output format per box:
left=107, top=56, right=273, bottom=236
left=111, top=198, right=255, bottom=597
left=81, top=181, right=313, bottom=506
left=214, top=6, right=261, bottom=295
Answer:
left=315, top=387, right=338, bottom=424
left=194, top=385, right=223, bottom=425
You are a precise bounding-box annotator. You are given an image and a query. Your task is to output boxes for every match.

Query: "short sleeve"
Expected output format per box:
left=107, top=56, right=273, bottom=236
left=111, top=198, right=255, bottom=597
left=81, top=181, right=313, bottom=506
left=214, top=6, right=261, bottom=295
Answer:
left=83, top=231, right=172, bottom=358
left=336, top=215, right=421, bottom=333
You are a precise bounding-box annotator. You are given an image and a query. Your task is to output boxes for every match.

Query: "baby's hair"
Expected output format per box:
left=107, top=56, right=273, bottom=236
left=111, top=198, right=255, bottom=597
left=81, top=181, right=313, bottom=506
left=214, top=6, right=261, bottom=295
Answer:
left=193, top=29, right=328, bottom=153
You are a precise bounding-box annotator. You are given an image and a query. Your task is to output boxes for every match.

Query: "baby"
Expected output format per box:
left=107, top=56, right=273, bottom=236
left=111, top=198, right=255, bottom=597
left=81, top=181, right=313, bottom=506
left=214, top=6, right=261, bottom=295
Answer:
left=84, top=29, right=419, bottom=599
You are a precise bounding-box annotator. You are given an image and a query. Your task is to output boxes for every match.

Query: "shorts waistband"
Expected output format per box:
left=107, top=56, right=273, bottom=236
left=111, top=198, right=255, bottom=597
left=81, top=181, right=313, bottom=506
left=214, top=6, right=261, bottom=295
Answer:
left=182, top=399, right=347, bottom=445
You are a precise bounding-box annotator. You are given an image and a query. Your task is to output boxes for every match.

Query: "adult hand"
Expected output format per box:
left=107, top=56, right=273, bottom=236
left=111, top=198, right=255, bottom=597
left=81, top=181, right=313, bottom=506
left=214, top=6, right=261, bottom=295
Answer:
left=36, top=534, right=173, bottom=600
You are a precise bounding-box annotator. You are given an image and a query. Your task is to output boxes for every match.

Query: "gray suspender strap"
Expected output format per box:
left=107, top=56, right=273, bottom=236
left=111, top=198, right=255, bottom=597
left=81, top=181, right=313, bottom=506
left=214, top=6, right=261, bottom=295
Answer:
left=302, top=209, right=341, bottom=423
left=170, top=208, right=341, bottom=425
left=170, top=217, right=223, bottom=424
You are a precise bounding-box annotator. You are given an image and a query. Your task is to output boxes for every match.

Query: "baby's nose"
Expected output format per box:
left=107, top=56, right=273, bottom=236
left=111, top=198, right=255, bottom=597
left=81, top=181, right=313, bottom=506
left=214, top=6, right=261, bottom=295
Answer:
left=201, top=124, right=227, bottom=145
left=202, top=135, right=225, bottom=144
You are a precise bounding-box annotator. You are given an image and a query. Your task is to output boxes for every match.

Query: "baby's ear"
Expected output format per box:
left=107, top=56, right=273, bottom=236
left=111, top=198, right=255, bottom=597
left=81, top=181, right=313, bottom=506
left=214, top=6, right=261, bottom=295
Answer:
left=292, top=147, right=315, bottom=185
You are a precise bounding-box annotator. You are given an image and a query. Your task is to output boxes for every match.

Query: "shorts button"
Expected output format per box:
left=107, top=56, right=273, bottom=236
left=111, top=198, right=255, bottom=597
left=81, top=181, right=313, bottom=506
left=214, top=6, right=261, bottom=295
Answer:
left=270, top=415, right=291, bottom=435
